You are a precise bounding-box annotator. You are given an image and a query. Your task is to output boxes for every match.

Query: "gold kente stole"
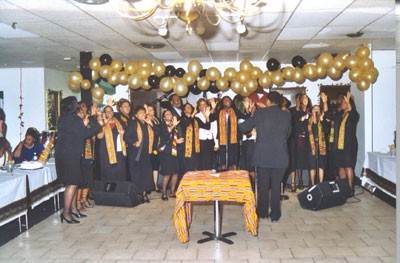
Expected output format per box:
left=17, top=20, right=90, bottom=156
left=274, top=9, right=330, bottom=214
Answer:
left=137, top=121, right=154, bottom=154
left=219, top=108, right=237, bottom=146
left=329, top=121, right=335, bottom=143
left=308, top=118, right=326, bottom=156
left=84, top=137, right=94, bottom=159
left=185, top=119, right=200, bottom=157
left=338, top=111, right=349, bottom=150
left=104, top=119, right=126, bottom=164
left=120, top=115, right=128, bottom=127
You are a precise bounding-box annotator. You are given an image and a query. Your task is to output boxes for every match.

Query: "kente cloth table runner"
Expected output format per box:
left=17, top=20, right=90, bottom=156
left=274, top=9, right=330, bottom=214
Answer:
left=173, top=170, right=258, bottom=243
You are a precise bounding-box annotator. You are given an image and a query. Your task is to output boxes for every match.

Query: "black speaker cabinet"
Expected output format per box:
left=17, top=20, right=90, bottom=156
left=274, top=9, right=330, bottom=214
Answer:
left=93, top=180, right=143, bottom=207
left=297, top=179, right=351, bottom=211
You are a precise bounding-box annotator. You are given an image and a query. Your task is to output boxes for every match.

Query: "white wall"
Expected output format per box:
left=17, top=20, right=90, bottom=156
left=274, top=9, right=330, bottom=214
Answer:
left=44, top=68, right=78, bottom=98
left=0, top=68, right=46, bottom=148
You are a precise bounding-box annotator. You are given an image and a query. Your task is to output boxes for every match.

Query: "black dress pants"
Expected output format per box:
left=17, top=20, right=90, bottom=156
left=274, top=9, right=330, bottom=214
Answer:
left=256, top=167, right=286, bottom=220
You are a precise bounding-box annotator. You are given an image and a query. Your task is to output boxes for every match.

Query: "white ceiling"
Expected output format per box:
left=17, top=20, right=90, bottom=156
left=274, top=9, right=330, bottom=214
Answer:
left=0, top=0, right=396, bottom=72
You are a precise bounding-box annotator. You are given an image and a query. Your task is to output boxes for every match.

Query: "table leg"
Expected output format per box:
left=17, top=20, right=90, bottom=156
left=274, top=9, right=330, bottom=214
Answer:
left=197, top=200, right=237, bottom=244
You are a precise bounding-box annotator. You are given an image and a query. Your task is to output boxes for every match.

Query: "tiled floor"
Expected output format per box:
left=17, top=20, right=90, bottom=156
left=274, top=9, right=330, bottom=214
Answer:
left=0, top=187, right=396, bottom=263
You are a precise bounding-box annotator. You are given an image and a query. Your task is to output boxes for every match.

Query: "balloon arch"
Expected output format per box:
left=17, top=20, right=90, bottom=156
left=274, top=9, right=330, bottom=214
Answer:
left=67, top=45, right=378, bottom=104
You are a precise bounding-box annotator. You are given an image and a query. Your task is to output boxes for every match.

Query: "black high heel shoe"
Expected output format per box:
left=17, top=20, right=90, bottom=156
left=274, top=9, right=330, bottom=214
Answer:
left=60, top=214, right=80, bottom=224
left=290, top=183, right=296, bottom=193
left=161, top=195, right=168, bottom=201
left=71, top=211, right=87, bottom=218
left=143, top=194, right=150, bottom=203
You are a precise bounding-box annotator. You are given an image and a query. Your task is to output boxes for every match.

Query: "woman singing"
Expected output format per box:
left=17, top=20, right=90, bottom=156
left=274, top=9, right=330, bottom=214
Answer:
left=55, top=96, right=102, bottom=224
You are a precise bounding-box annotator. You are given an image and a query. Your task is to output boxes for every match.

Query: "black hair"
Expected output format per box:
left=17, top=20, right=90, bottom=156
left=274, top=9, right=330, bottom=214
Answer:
left=0, top=137, right=10, bottom=151
left=25, top=127, right=40, bottom=143
left=134, top=105, right=146, bottom=115
left=0, top=108, right=5, bottom=121
left=116, top=98, right=130, bottom=113
left=60, top=96, right=79, bottom=116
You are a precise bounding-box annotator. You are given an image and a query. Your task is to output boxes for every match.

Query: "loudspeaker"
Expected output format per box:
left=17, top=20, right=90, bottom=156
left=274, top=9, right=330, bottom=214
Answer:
left=93, top=180, right=143, bottom=207
left=297, top=179, right=351, bottom=211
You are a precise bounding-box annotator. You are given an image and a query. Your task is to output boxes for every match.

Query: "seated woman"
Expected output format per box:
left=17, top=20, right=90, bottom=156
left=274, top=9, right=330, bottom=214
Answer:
left=0, top=137, right=12, bottom=168
left=13, top=127, right=44, bottom=164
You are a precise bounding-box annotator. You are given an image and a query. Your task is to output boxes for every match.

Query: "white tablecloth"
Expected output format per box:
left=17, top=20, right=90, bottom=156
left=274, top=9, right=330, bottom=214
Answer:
left=363, top=152, right=396, bottom=183
left=12, top=167, right=56, bottom=192
left=0, top=173, right=27, bottom=208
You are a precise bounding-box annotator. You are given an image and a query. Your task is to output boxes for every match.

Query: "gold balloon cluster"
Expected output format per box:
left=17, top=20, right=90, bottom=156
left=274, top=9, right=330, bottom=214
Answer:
left=67, top=45, right=378, bottom=100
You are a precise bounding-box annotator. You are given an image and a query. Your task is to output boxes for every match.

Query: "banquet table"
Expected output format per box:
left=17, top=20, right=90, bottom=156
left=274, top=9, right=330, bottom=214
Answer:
left=362, top=152, right=396, bottom=198
left=173, top=170, right=258, bottom=243
left=0, top=172, right=28, bottom=231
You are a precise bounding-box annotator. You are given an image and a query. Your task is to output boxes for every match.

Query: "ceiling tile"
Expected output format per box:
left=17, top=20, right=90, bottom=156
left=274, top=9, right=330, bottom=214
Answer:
left=314, top=26, right=364, bottom=39
left=278, top=27, right=321, bottom=40
left=296, top=0, right=354, bottom=11
left=329, top=8, right=393, bottom=27
left=286, top=10, right=342, bottom=28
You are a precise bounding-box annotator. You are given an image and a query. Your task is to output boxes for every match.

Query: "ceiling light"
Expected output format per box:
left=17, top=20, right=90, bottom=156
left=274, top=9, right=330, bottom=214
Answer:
left=303, top=43, right=329, bottom=49
left=195, top=20, right=205, bottom=35
left=236, top=21, right=247, bottom=34
left=346, top=31, right=364, bottom=38
left=63, top=57, right=72, bottom=61
left=73, top=0, right=109, bottom=4
left=110, top=0, right=267, bottom=36
left=139, top=42, right=166, bottom=49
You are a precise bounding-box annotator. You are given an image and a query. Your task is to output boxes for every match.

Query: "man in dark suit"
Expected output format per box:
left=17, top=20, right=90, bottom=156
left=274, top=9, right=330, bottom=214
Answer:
left=239, top=91, right=291, bottom=222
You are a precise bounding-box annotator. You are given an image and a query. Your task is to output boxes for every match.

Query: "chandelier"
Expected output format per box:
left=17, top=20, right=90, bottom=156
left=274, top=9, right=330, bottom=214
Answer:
left=109, top=0, right=268, bottom=36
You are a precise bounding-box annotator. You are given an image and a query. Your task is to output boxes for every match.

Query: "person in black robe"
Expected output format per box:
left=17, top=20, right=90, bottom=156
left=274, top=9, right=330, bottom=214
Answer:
left=158, top=109, right=184, bottom=201
left=124, top=106, right=154, bottom=203
left=55, top=96, right=102, bottom=224
left=322, top=92, right=359, bottom=196
left=145, top=104, right=161, bottom=193
left=115, top=98, right=131, bottom=130
left=96, top=106, right=127, bottom=182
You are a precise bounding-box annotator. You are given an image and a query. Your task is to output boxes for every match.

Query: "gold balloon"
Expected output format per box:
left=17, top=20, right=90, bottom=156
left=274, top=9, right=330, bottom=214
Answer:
left=224, top=67, right=237, bottom=81
left=99, top=65, right=111, bottom=79
left=317, top=52, right=334, bottom=68
left=110, top=59, right=123, bottom=72
left=271, top=70, right=284, bottom=86
left=356, top=45, right=370, bottom=58
left=358, top=57, right=374, bottom=70
left=362, top=67, right=378, bottom=84
left=230, top=80, right=242, bottom=94
left=141, top=78, right=151, bottom=90
left=327, top=66, right=342, bottom=81
left=138, top=58, right=151, bottom=68
left=240, top=85, right=252, bottom=97
left=89, top=58, right=101, bottom=71
left=258, top=73, right=271, bottom=88
left=282, top=66, right=295, bottom=81
left=197, top=76, right=210, bottom=91
left=349, top=68, right=362, bottom=82
left=357, top=79, right=370, bottom=91
left=128, top=74, right=142, bottom=90
left=91, top=70, right=99, bottom=82
left=152, top=61, right=166, bottom=77
left=250, top=67, right=262, bottom=80
left=247, top=79, right=258, bottom=93
left=183, top=72, right=196, bottom=85
left=345, top=55, right=359, bottom=70
left=333, top=56, right=346, bottom=71
left=68, top=82, right=80, bottom=93
left=303, top=64, right=317, bottom=81
left=206, top=67, right=221, bottom=81
left=91, top=86, right=105, bottom=100
left=118, top=72, right=129, bottom=85
left=216, top=77, right=229, bottom=91
left=187, top=60, right=202, bottom=76
left=81, top=79, right=91, bottom=90
left=108, top=72, right=119, bottom=86
left=173, top=79, right=188, bottom=97
left=137, top=67, right=151, bottom=80
left=159, top=77, right=173, bottom=92
left=237, top=71, right=250, bottom=84
left=293, top=67, right=305, bottom=84
left=125, top=60, right=138, bottom=75
left=337, top=50, right=350, bottom=60
left=92, top=97, right=103, bottom=106
left=68, top=71, right=83, bottom=86
left=240, top=59, right=253, bottom=72
left=316, top=65, right=327, bottom=79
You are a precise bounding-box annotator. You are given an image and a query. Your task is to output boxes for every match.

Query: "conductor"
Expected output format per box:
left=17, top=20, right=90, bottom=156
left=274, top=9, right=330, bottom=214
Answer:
left=239, top=91, right=291, bottom=222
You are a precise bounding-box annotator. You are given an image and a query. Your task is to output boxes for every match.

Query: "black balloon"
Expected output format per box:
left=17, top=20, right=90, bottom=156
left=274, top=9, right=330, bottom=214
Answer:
left=292, top=55, right=307, bottom=68
left=148, top=75, right=159, bottom=87
left=175, top=68, right=186, bottom=78
left=209, top=81, right=219, bottom=94
left=165, top=65, right=176, bottom=77
left=100, top=54, right=112, bottom=65
left=190, top=82, right=201, bottom=95
left=266, top=58, right=280, bottom=71
left=199, top=68, right=207, bottom=77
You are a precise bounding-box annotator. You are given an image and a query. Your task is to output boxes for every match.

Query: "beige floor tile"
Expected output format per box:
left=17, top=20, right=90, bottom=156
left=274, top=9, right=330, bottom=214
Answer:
left=72, top=248, right=106, bottom=260
left=102, top=249, right=135, bottom=260
left=352, top=246, right=390, bottom=257
left=276, top=238, right=307, bottom=248
left=132, top=248, right=167, bottom=260
left=229, top=248, right=261, bottom=259
left=260, top=248, right=293, bottom=259
left=197, top=247, right=229, bottom=260
left=291, top=247, right=324, bottom=259
left=165, top=248, right=198, bottom=260
left=313, top=259, right=347, bottom=263
left=346, top=257, right=385, bottom=263
left=11, top=248, right=50, bottom=259
left=321, top=247, right=357, bottom=257
left=379, top=257, right=396, bottom=263
left=303, top=238, right=336, bottom=248
left=281, top=259, right=314, bottom=263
